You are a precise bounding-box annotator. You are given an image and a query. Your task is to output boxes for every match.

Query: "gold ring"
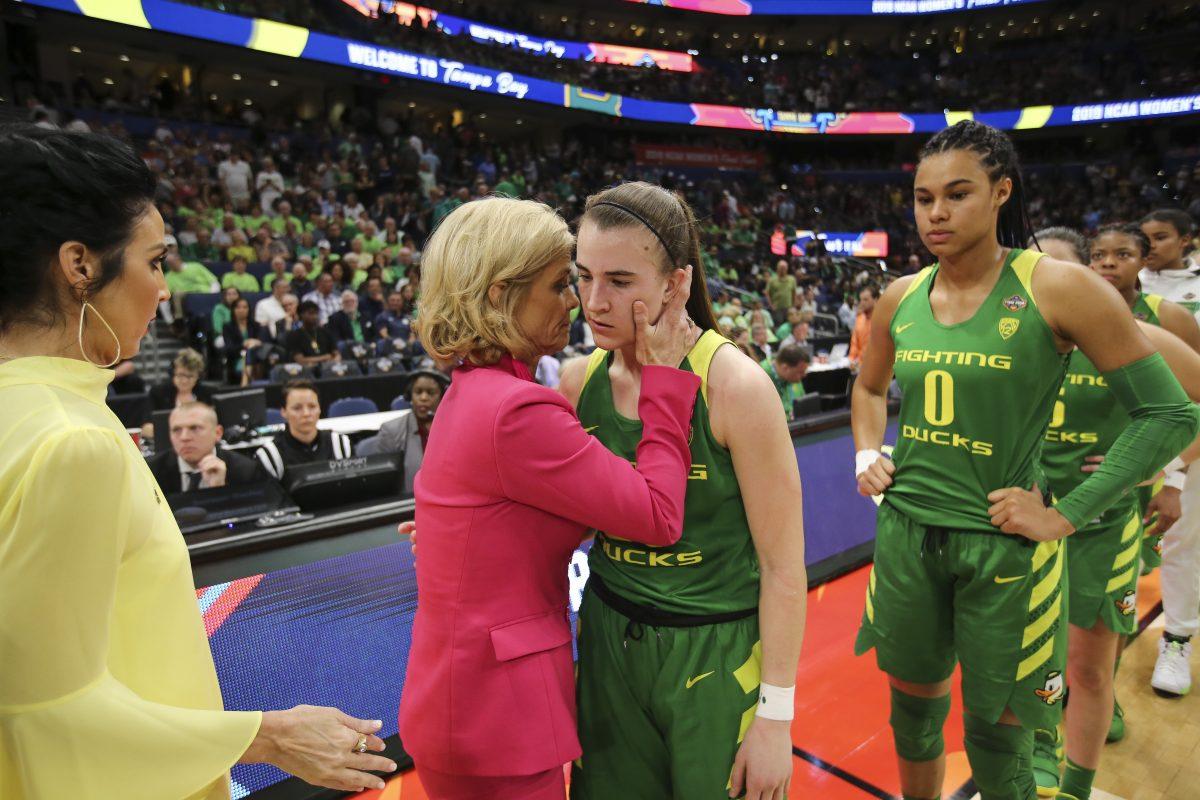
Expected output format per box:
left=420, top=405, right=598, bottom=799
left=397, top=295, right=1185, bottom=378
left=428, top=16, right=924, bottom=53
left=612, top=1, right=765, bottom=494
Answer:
left=354, top=735, right=368, bottom=754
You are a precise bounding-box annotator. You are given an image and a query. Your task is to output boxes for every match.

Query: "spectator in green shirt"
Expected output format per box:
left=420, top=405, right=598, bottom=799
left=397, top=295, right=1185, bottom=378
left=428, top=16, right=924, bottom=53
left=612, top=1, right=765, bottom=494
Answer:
left=259, top=256, right=291, bottom=292
left=269, top=201, right=304, bottom=236
left=180, top=228, right=221, bottom=262
left=494, top=172, right=520, bottom=199
left=221, top=256, right=260, bottom=293
left=212, top=286, right=241, bottom=336
left=165, top=254, right=219, bottom=296
left=226, top=231, right=256, bottom=264
left=765, top=259, right=797, bottom=322
left=295, top=231, right=320, bottom=261
left=760, top=344, right=811, bottom=419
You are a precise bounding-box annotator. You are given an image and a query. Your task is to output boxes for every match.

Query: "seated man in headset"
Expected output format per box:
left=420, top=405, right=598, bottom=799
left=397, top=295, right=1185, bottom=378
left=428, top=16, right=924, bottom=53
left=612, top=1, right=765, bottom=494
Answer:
left=375, top=369, right=449, bottom=496
left=255, top=379, right=353, bottom=481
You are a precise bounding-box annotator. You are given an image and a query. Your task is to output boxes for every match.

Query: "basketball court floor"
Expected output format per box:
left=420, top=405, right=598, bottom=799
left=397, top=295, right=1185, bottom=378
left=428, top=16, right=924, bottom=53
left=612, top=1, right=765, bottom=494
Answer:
left=353, top=567, right=1197, bottom=800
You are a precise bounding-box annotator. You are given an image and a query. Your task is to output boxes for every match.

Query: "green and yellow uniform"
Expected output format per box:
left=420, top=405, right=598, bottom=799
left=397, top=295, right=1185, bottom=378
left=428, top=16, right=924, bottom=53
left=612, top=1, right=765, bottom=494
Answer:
left=571, top=330, right=761, bottom=800
left=1131, top=293, right=1167, bottom=569
left=856, top=249, right=1071, bottom=730
left=1042, top=348, right=1143, bottom=634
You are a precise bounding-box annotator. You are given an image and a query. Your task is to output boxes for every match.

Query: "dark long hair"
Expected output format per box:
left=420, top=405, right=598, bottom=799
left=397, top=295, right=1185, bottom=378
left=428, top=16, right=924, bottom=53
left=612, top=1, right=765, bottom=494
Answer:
left=0, top=124, right=155, bottom=333
left=919, top=120, right=1036, bottom=250
left=580, top=181, right=721, bottom=332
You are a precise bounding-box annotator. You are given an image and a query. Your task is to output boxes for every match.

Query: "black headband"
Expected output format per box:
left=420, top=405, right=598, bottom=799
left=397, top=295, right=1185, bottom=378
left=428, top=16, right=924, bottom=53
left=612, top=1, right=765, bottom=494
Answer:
left=593, top=201, right=676, bottom=265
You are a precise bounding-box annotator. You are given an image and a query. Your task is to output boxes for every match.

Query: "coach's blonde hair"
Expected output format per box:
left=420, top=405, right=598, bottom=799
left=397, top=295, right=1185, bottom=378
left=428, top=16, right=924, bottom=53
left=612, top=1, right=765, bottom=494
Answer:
left=419, top=197, right=574, bottom=366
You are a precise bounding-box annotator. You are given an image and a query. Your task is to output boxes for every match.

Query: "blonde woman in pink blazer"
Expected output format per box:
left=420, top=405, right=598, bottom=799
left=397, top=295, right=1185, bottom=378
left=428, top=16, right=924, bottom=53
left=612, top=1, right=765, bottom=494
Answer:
left=399, top=198, right=701, bottom=799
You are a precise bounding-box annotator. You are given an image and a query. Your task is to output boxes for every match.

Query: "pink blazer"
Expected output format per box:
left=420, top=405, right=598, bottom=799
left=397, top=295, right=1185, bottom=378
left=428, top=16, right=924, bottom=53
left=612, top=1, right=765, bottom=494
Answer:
left=399, top=354, right=699, bottom=776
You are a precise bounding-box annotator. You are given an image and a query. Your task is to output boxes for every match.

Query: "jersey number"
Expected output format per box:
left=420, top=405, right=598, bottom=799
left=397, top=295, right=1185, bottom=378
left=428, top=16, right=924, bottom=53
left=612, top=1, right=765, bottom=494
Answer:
left=923, top=370, right=954, bottom=426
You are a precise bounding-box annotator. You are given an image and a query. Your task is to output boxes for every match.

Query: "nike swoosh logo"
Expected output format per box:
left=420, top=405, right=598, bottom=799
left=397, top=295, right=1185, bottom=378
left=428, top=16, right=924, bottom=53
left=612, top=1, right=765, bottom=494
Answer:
left=994, top=575, right=1024, bottom=584
left=583, top=425, right=599, bottom=434
left=896, top=322, right=916, bottom=334
left=685, top=671, right=715, bottom=689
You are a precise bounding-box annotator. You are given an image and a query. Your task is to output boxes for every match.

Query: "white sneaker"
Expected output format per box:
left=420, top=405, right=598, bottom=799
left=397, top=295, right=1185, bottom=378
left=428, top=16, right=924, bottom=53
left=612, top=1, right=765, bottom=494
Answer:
left=1151, top=636, right=1193, bottom=697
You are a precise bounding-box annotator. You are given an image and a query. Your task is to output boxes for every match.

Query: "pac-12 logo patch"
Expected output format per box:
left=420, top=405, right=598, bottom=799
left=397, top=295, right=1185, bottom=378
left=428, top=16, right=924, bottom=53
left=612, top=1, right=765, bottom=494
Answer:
left=999, top=317, right=1020, bottom=340
left=1003, top=294, right=1027, bottom=312
left=1035, top=671, right=1065, bottom=705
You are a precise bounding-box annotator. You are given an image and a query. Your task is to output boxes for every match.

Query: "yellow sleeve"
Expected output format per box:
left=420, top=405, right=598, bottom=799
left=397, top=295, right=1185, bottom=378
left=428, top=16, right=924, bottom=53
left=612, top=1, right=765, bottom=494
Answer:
left=0, top=428, right=261, bottom=800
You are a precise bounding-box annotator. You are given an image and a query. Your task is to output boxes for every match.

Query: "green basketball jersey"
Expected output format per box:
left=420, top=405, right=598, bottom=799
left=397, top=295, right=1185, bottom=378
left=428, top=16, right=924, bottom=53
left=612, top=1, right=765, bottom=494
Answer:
left=1042, top=292, right=1164, bottom=527
left=576, top=329, right=760, bottom=615
left=885, top=249, right=1069, bottom=531
left=1132, top=291, right=1164, bottom=326
left=1041, top=351, right=1134, bottom=526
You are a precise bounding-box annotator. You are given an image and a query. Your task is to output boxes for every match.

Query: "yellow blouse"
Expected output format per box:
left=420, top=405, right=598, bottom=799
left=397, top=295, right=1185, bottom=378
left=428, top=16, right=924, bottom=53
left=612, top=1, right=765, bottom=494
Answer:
left=0, top=357, right=261, bottom=799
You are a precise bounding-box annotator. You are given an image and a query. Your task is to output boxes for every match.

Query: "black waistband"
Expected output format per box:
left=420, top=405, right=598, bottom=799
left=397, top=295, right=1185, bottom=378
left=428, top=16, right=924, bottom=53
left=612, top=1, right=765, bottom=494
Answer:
left=587, top=573, right=757, bottom=628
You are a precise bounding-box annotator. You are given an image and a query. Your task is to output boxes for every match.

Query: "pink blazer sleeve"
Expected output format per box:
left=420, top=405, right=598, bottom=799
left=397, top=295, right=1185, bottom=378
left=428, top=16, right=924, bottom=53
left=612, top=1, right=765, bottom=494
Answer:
left=494, top=365, right=700, bottom=547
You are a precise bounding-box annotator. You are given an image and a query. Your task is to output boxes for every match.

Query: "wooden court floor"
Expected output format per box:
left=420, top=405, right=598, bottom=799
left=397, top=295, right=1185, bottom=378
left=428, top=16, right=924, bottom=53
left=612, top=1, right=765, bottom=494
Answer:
left=355, top=569, right=1195, bottom=800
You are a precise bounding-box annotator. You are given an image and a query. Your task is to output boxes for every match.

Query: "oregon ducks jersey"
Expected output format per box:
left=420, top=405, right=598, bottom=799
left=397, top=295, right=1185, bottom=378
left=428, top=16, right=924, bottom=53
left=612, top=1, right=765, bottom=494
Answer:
left=1131, top=291, right=1164, bottom=326
left=1041, top=350, right=1136, bottom=527
left=885, top=248, right=1069, bottom=531
left=576, top=329, right=759, bottom=615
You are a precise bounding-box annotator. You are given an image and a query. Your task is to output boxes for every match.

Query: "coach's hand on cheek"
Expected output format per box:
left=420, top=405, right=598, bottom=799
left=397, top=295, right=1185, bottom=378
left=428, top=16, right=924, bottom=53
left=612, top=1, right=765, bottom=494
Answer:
left=632, top=264, right=700, bottom=368
left=987, top=483, right=1075, bottom=541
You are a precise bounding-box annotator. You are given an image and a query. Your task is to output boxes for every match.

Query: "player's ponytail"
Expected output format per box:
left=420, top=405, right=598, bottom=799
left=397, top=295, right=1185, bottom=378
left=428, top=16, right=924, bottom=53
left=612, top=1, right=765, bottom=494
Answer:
left=919, top=121, right=1036, bottom=251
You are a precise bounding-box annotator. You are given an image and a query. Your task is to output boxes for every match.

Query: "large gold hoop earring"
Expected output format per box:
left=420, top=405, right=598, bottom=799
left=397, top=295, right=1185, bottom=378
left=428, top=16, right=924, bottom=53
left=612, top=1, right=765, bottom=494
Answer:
left=78, top=301, right=122, bottom=368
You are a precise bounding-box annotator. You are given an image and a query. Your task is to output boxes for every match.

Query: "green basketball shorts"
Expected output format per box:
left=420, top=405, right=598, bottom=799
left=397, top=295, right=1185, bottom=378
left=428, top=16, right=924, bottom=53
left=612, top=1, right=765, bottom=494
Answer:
left=1066, top=504, right=1141, bottom=635
left=570, top=584, right=762, bottom=800
left=855, top=501, right=1068, bottom=731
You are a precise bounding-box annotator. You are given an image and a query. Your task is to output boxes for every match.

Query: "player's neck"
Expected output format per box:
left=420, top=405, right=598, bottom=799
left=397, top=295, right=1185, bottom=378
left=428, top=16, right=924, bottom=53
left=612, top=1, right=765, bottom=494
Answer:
left=1121, top=286, right=1140, bottom=307
left=613, top=345, right=644, bottom=383
left=936, top=239, right=1006, bottom=290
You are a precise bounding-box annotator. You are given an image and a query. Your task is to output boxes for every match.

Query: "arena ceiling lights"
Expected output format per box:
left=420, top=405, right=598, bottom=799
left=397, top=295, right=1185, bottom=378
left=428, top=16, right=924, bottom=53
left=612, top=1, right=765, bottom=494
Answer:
left=22, top=0, right=1200, bottom=135
left=620, top=0, right=1048, bottom=14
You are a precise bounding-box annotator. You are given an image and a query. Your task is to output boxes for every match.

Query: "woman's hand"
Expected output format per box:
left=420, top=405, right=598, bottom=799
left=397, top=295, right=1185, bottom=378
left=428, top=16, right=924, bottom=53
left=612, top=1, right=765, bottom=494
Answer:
left=398, top=520, right=416, bottom=557
left=634, top=265, right=700, bottom=368
left=987, top=484, right=1075, bottom=542
left=1145, top=487, right=1183, bottom=537
left=856, top=454, right=894, bottom=497
left=241, top=705, right=397, bottom=792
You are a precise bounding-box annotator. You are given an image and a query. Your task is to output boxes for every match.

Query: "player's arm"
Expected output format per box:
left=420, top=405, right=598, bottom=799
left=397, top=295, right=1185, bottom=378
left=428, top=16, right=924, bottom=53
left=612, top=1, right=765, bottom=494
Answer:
left=850, top=274, right=915, bottom=496
left=1156, top=299, right=1200, bottom=354
left=991, top=259, right=1200, bottom=540
left=710, top=347, right=805, bottom=800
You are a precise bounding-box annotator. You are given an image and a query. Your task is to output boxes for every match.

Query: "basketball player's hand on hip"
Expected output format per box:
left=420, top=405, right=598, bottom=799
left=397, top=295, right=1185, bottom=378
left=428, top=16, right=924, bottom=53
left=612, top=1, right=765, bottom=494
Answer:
left=634, top=264, right=700, bottom=368
left=1144, top=487, right=1182, bottom=537
left=729, top=717, right=791, bottom=800
left=987, top=484, right=1074, bottom=541
left=856, top=454, right=894, bottom=497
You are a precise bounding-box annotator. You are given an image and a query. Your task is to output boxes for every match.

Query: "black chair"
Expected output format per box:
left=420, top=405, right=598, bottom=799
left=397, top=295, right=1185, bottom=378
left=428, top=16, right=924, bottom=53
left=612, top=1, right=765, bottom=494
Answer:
left=368, top=356, right=404, bottom=375
left=270, top=363, right=315, bottom=383
left=337, top=341, right=371, bottom=361
left=322, top=360, right=363, bottom=378
left=792, top=392, right=823, bottom=419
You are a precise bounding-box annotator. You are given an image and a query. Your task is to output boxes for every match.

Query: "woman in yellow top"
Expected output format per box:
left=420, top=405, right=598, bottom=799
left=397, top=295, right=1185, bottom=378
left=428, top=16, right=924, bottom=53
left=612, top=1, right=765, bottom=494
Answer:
left=0, top=126, right=396, bottom=797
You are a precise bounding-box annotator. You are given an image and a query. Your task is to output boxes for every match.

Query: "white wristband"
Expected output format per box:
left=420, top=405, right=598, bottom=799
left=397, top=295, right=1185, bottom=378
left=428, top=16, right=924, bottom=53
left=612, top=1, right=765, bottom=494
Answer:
left=756, top=682, right=795, bottom=721
left=855, top=448, right=882, bottom=477
left=1163, top=469, right=1188, bottom=492
left=1165, top=456, right=1187, bottom=474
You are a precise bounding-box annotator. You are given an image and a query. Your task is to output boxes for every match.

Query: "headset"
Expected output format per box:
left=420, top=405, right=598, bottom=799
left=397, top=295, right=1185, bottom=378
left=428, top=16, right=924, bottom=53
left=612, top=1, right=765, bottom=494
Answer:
left=404, top=369, right=451, bottom=401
